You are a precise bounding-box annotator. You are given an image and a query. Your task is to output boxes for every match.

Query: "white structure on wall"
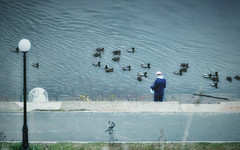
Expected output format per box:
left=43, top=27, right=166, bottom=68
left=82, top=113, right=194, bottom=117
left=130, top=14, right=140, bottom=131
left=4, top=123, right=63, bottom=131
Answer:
left=29, top=87, right=49, bottom=102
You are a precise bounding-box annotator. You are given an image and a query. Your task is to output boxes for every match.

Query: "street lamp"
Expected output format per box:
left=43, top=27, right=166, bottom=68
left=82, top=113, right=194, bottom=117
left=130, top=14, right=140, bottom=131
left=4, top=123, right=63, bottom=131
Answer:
left=19, top=39, right=31, bottom=150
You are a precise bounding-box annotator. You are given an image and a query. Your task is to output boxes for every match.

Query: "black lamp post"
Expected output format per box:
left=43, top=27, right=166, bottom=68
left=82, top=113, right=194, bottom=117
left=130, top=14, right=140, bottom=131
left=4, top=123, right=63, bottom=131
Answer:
left=18, top=39, right=31, bottom=150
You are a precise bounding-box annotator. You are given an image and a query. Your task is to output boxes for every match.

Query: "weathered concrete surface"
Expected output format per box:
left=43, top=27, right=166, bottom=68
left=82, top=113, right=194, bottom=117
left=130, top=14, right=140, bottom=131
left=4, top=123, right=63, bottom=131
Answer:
left=15, top=102, right=62, bottom=111
left=0, top=102, right=22, bottom=111
left=1, top=112, right=240, bottom=142
left=0, top=101, right=240, bottom=112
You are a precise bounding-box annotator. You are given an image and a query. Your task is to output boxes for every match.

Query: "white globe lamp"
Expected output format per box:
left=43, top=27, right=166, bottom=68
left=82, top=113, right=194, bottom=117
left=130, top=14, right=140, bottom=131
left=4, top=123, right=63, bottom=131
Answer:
left=18, top=39, right=31, bottom=52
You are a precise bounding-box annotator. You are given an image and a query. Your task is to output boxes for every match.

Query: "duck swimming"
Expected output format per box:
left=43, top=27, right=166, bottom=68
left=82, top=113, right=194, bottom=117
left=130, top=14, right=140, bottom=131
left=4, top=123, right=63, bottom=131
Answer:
left=180, top=67, right=187, bottom=72
left=203, top=72, right=218, bottom=78
left=11, top=47, right=19, bottom=53
left=234, top=75, right=240, bottom=80
left=105, top=65, right=114, bottom=72
left=141, top=63, right=151, bottom=69
left=226, top=76, right=232, bottom=82
left=92, top=61, right=101, bottom=67
left=203, top=73, right=210, bottom=78
left=137, top=72, right=147, bottom=77
left=122, top=66, right=131, bottom=71
left=213, top=72, right=218, bottom=77
left=173, top=69, right=183, bottom=76
left=105, top=68, right=114, bottom=72
left=93, top=52, right=101, bottom=58
left=113, top=50, right=121, bottom=55
left=137, top=77, right=142, bottom=82
left=126, top=47, right=135, bottom=53
left=96, top=48, right=104, bottom=52
left=209, top=82, right=218, bottom=89
left=112, top=57, right=120, bottom=62
left=105, top=65, right=110, bottom=70
left=32, top=63, right=39, bottom=69
left=210, top=76, right=219, bottom=82
left=180, top=63, right=189, bottom=68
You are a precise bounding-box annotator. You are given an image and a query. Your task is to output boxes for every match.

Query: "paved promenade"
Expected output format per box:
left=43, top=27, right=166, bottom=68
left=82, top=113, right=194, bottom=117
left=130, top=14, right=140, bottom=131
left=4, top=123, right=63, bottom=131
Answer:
left=1, top=101, right=240, bottom=143
left=1, top=111, right=240, bottom=142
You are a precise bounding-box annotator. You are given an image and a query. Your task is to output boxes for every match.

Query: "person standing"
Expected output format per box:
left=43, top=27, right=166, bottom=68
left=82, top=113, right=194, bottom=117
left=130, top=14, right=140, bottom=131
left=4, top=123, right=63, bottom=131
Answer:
left=150, top=71, right=166, bottom=102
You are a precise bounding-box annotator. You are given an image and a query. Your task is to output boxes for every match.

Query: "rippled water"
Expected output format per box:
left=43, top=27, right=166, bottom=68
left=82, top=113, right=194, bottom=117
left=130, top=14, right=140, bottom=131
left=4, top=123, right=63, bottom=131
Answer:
left=0, top=0, right=240, bottom=101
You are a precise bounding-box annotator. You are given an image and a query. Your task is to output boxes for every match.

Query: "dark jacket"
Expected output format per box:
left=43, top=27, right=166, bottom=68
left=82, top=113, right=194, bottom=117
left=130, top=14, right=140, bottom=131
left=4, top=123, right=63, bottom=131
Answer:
left=151, top=78, right=166, bottom=96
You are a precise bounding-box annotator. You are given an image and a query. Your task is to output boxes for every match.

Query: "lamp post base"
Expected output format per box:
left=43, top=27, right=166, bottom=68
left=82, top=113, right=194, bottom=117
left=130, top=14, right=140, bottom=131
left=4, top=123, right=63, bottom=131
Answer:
left=22, top=125, right=29, bottom=150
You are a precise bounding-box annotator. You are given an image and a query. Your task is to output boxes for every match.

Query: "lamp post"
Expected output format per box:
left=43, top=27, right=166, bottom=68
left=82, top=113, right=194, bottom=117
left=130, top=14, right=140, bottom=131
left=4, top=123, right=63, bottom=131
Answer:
left=19, top=39, right=31, bottom=150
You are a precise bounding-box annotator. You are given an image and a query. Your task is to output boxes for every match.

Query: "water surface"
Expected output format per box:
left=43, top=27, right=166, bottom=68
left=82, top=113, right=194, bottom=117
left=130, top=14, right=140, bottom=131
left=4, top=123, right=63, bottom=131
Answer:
left=0, top=0, right=240, bottom=101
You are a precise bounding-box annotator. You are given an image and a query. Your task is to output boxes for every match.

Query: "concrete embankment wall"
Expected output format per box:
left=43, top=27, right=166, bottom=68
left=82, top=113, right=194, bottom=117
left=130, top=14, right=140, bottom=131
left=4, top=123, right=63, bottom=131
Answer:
left=0, top=101, right=240, bottom=113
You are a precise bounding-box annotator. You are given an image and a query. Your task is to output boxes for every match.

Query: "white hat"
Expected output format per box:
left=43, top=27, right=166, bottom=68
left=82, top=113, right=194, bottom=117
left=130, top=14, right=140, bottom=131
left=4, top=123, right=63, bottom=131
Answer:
left=156, top=71, right=163, bottom=79
left=156, top=71, right=162, bottom=76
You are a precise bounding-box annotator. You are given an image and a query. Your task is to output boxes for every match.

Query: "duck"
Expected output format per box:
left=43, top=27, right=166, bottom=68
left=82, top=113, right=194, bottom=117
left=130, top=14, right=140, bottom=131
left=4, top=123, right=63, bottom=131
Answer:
left=203, top=73, right=211, bottom=78
left=234, top=75, right=240, bottom=80
left=112, top=57, right=120, bottom=62
left=105, top=68, right=114, bottom=72
left=210, top=76, right=219, bottom=82
left=92, top=61, right=101, bottom=67
left=32, top=63, right=39, bottom=69
left=180, top=67, right=187, bottom=72
left=93, top=52, right=101, bottom=58
left=209, top=82, right=218, bottom=89
left=226, top=76, right=232, bottom=82
left=137, top=72, right=147, bottom=77
left=141, top=63, right=151, bottom=69
left=105, top=65, right=114, bottom=72
left=96, top=47, right=104, bottom=52
left=203, top=72, right=218, bottom=78
left=213, top=72, right=219, bottom=77
left=11, top=47, right=19, bottom=53
left=173, top=69, right=183, bottom=76
left=126, top=47, right=135, bottom=53
left=180, top=63, right=189, bottom=68
left=113, top=50, right=121, bottom=55
left=122, top=66, right=131, bottom=71
left=105, top=65, right=109, bottom=70
left=137, top=77, right=142, bottom=82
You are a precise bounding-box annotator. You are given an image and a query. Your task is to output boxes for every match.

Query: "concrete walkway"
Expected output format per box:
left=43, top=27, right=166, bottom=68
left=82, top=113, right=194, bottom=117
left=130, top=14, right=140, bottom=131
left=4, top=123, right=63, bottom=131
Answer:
left=1, top=101, right=240, bottom=143
left=1, top=111, right=240, bottom=142
left=0, top=101, right=240, bottom=112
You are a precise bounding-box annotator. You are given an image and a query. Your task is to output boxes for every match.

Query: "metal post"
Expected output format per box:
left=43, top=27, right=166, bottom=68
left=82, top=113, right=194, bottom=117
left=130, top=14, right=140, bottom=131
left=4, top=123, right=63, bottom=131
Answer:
left=22, top=52, right=29, bottom=150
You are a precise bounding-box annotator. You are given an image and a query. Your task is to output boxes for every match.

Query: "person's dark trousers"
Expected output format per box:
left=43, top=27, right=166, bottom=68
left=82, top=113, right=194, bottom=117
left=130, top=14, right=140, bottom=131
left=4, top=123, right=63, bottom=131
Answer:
left=154, top=95, right=163, bottom=102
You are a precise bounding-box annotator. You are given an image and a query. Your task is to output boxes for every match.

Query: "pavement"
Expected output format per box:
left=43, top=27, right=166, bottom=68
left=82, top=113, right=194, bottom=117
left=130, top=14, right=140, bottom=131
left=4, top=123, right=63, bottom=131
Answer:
left=1, top=111, right=240, bottom=142
left=0, top=101, right=240, bottom=143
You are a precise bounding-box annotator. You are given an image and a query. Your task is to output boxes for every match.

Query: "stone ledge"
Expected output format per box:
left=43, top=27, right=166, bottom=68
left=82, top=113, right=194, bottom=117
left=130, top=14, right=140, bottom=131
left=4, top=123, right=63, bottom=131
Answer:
left=0, top=101, right=240, bottom=112
left=15, top=102, right=62, bottom=111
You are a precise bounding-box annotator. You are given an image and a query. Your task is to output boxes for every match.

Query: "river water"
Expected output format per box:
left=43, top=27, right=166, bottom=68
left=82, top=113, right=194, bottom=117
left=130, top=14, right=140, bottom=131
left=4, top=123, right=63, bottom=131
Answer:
left=0, top=0, right=240, bottom=102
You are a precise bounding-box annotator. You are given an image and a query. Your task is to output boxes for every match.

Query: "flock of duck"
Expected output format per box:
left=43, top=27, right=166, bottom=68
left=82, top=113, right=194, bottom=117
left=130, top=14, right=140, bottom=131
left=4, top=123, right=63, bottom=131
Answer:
left=92, top=47, right=240, bottom=87
left=12, top=46, right=240, bottom=87
left=171, top=62, right=240, bottom=89
left=92, top=47, right=150, bottom=82
left=202, top=72, right=240, bottom=89
left=173, top=63, right=189, bottom=76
